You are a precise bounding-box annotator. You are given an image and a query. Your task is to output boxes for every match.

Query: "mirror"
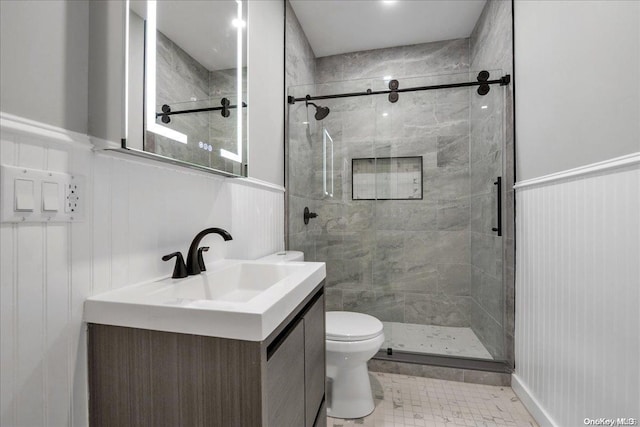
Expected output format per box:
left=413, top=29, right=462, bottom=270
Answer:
left=126, top=0, right=247, bottom=176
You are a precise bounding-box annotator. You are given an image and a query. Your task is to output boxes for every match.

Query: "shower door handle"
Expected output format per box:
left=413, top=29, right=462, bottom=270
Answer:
left=492, top=177, right=502, bottom=236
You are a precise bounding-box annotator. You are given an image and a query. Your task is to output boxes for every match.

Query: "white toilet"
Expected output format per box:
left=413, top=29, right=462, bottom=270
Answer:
left=325, top=311, right=384, bottom=419
left=258, top=252, right=384, bottom=419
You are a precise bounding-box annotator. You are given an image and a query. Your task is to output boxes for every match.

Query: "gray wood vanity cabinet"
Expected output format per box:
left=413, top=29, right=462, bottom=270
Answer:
left=88, top=284, right=326, bottom=427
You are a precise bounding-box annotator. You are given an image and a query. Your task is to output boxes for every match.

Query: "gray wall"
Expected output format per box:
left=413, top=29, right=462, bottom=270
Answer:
left=515, top=0, right=640, bottom=180
left=0, top=0, right=89, bottom=134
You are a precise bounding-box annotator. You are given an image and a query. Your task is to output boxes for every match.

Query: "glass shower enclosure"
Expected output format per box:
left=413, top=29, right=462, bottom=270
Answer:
left=286, top=71, right=508, bottom=364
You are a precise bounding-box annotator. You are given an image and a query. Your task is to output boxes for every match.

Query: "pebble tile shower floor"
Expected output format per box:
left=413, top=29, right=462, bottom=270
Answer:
left=382, top=322, right=493, bottom=359
left=327, top=372, right=538, bottom=427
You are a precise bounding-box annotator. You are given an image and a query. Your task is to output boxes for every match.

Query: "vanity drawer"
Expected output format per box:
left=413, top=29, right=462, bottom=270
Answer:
left=304, top=293, right=326, bottom=427
left=266, top=320, right=305, bottom=426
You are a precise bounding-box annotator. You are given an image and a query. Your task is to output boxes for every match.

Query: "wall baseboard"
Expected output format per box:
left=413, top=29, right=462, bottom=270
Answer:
left=511, top=374, right=557, bottom=427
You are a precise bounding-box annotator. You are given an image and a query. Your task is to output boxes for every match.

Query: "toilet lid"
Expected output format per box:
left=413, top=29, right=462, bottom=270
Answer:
left=325, top=311, right=383, bottom=342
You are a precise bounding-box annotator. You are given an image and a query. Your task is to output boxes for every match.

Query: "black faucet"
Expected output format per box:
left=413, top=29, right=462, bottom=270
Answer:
left=186, top=228, right=233, bottom=275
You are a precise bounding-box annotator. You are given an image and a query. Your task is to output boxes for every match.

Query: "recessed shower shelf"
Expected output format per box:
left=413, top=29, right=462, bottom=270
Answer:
left=352, top=156, right=423, bottom=200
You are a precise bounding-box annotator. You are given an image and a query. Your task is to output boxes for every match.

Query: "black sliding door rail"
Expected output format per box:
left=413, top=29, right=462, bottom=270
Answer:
left=288, top=74, right=510, bottom=104
left=155, top=102, right=247, bottom=118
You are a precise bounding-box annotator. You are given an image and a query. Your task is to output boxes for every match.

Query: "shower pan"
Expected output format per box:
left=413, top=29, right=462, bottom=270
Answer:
left=286, top=71, right=511, bottom=370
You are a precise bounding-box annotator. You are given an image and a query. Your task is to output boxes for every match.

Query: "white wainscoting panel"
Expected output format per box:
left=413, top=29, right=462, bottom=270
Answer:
left=0, top=113, right=284, bottom=426
left=514, top=154, right=640, bottom=427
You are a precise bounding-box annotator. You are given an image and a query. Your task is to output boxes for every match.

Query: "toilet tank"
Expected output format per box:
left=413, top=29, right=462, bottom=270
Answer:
left=257, top=250, right=304, bottom=262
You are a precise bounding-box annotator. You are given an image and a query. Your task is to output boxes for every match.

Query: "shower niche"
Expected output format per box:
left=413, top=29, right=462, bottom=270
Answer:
left=352, top=157, right=423, bottom=201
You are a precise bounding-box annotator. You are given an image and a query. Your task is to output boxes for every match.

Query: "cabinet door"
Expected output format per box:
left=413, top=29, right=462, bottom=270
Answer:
left=266, top=320, right=305, bottom=427
left=304, top=294, right=326, bottom=427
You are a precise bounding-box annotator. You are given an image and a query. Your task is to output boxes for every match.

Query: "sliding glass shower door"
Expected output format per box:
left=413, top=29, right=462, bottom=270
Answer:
left=286, top=71, right=507, bottom=362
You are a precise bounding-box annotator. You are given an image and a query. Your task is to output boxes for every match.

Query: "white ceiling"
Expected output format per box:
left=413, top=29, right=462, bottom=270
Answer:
left=132, top=1, right=245, bottom=71
left=290, top=0, right=487, bottom=57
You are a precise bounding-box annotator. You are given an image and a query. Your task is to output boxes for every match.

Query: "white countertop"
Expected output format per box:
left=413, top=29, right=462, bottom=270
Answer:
left=84, top=259, right=326, bottom=341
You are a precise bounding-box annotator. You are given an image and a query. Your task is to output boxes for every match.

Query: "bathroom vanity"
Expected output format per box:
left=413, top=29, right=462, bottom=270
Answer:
left=84, top=260, right=326, bottom=426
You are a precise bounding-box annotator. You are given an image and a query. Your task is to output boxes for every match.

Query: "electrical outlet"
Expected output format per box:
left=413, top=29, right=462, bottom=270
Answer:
left=65, top=183, right=80, bottom=213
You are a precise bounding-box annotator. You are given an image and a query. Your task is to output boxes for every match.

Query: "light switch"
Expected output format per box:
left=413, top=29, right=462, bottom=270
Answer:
left=15, top=179, right=35, bottom=212
left=42, top=182, right=59, bottom=212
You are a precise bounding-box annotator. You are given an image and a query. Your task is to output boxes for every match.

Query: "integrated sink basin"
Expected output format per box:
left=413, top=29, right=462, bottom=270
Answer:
left=174, top=262, right=302, bottom=303
left=84, top=259, right=326, bottom=341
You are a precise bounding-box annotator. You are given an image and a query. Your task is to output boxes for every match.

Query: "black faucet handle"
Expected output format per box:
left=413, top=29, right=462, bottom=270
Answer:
left=304, top=206, right=318, bottom=225
left=162, top=252, right=188, bottom=279
left=197, top=247, right=210, bottom=272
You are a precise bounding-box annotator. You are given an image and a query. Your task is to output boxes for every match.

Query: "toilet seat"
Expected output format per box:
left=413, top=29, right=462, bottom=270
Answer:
left=326, top=311, right=383, bottom=342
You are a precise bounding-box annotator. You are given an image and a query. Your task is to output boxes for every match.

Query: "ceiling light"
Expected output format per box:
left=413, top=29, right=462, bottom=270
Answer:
left=481, top=105, right=488, bottom=109
left=382, top=0, right=397, bottom=5
left=382, top=112, right=389, bottom=117
left=232, top=18, right=246, bottom=28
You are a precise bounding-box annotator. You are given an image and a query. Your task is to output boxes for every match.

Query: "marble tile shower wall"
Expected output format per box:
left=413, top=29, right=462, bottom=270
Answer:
left=151, top=31, right=245, bottom=174
left=289, top=39, right=482, bottom=329
left=469, top=0, right=514, bottom=362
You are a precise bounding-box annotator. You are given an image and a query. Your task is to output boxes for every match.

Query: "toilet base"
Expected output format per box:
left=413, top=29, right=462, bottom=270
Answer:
left=327, top=363, right=375, bottom=419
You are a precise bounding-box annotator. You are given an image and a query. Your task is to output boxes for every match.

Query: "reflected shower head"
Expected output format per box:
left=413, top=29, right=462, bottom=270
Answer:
left=305, top=100, right=330, bottom=121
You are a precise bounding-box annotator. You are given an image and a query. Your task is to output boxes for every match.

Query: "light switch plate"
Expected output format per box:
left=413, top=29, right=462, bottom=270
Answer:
left=1, top=164, right=85, bottom=223
left=42, top=181, right=60, bottom=212
left=15, top=179, right=35, bottom=211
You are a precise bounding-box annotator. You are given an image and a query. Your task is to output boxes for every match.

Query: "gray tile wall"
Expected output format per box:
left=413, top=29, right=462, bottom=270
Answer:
left=289, top=40, right=478, bottom=329
left=469, top=0, right=515, bottom=363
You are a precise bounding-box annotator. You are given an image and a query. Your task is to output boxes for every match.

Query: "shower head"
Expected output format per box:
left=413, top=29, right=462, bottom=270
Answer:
left=314, top=105, right=330, bottom=121
left=305, top=100, right=330, bottom=121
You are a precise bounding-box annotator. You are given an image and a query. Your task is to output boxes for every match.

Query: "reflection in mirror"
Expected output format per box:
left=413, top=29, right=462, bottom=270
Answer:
left=127, top=0, right=247, bottom=176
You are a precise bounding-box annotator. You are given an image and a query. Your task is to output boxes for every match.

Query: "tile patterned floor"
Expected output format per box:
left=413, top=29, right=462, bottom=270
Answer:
left=382, top=322, right=494, bottom=360
left=327, top=372, right=538, bottom=427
